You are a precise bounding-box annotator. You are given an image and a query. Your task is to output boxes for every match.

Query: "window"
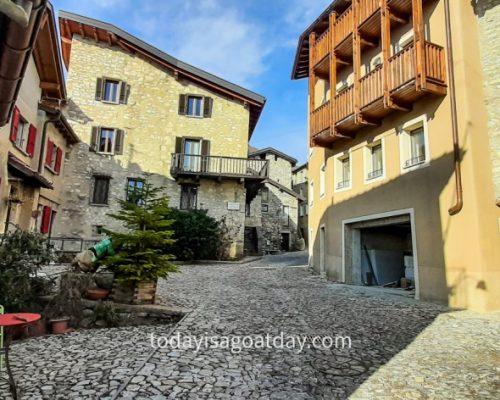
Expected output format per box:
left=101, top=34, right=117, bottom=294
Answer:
left=126, top=178, right=144, bottom=205
left=406, top=127, right=426, bottom=167
left=335, top=154, right=351, bottom=190
left=15, top=117, right=29, bottom=152
left=261, top=187, right=269, bottom=203
left=365, top=141, right=384, bottom=181
left=245, top=203, right=251, bottom=217
left=299, top=203, right=305, bottom=217
left=180, top=185, right=197, bottom=210
left=45, top=140, right=63, bottom=174
left=183, top=139, right=201, bottom=171
left=320, top=164, right=326, bottom=197
left=103, top=79, right=120, bottom=103
left=90, top=127, right=124, bottom=155
left=95, top=78, right=129, bottom=104
left=178, top=94, right=213, bottom=118
left=40, top=206, right=53, bottom=234
left=262, top=204, right=269, bottom=213
left=92, top=176, right=111, bottom=205
left=282, top=206, right=290, bottom=226
left=187, top=96, right=203, bottom=117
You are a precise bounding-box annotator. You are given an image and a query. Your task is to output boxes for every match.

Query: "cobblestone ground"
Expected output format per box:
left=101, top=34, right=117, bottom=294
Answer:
left=1, top=252, right=499, bottom=399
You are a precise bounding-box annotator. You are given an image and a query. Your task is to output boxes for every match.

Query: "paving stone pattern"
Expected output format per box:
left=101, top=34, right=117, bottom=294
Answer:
left=1, top=252, right=499, bottom=399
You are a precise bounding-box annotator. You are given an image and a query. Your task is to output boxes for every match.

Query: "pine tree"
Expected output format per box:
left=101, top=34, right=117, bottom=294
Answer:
left=101, top=179, right=177, bottom=284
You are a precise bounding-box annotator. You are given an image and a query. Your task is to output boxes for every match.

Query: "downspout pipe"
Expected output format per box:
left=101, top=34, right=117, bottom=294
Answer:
left=445, top=0, right=463, bottom=216
left=0, top=0, right=48, bottom=127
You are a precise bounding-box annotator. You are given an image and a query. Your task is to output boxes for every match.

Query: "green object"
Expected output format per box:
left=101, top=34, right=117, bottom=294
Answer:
left=0, top=304, right=4, bottom=371
left=91, top=238, right=114, bottom=259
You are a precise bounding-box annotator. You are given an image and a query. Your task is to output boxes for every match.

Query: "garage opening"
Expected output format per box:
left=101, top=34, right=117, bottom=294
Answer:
left=344, top=213, right=415, bottom=296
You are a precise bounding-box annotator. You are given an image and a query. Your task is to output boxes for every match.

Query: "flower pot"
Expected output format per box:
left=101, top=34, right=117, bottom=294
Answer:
left=85, top=288, right=110, bottom=301
left=50, top=317, right=70, bottom=334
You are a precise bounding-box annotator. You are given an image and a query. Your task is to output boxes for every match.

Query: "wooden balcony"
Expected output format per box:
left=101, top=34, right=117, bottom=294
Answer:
left=310, top=40, right=446, bottom=144
left=311, top=28, right=331, bottom=67
left=170, top=154, right=269, bottom=181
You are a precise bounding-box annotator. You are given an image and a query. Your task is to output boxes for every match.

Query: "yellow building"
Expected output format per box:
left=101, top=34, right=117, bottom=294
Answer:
left=0, top=3, right=79, bottom=235
left=55, top=12, right=266, bottom=258
left=292, top=0, right=500, bottom=311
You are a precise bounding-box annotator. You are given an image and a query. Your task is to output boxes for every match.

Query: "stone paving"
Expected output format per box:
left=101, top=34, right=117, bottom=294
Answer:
left=1, top=252, right=499, bottom=399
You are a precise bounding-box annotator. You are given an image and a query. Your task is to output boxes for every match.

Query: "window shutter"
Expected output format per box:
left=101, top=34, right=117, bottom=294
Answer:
left=41, top=206, right=52, bottom=234
left=119, top=82, right=130, bottom=104
left=203, top=97, right=213, bottom=118
left=26, top=124, right=37, bottom=157
left=95, top=78, right=103, bottom=101
left=10, top=106, right=20, bottom=142
left=201, top=139, right=210, bottom=156
left=54, top=147, right=63, bottom=173
left=45, top=140, right=53, bottom=166
left=178, top=94, right=187, bottom=115
left=90, top=127, right=99, bottom=152
left=114, top=129, right=125, bottom=155
left=175, top=137, right=183, bottom=154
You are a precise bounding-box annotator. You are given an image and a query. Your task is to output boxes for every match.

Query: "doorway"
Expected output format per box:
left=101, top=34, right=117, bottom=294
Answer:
left=280, top=232, right=290, bottom=252
left=320, top=226, right=326, bottom=278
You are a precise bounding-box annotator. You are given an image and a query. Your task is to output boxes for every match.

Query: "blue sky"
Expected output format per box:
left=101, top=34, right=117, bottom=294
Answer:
left=51, top=0, right=332, bottom=164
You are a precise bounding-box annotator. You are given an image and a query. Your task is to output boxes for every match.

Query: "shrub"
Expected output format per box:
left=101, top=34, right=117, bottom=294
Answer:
left=0, top=230, right=54, bottom=311
left=168, top=209, right=222, bottom=261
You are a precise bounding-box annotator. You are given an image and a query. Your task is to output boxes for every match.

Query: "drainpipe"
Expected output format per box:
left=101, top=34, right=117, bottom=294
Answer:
left=0, top=0, right=32, bottom=26
left=445, top=0, right=463, bottom=216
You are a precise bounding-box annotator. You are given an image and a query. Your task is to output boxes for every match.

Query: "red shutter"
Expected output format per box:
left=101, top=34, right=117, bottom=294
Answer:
left=10, top=106, right=20, bottom=142
left=26, top=124, right=37, bottom=157
left=45, top=140, right=53, bottom=166
left=41, top=206, right=52, bottom=234
left=54, top=147, right=63, bottom=173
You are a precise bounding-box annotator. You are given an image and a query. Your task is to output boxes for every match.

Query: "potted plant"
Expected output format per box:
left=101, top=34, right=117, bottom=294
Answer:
left=100, top=179, right=177, bottom=305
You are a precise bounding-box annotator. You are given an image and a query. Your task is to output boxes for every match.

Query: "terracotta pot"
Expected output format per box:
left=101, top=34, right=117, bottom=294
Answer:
left=85, top=288, right=110, bottom=300
left=51, top=317, right=70, bottom=334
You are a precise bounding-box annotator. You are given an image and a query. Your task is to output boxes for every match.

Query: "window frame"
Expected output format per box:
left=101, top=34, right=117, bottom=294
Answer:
left=364, top=139, right=385, bottom=184
left=319, top=163, right=326, bottom=198
left=399, top=115, right=430, bottom=173
left=126, top=178, right=145, bottom=205
left=102, top=78, right=121, bottom=104
left=97, top=127, right=117, bottom=155
left=282, top=205, right=290, bottom=227
left=14, top=116, right=30, bottom=154
left=262, top=204, right=269, bottom=213
left=309, top=181, right=314, bottom=207
left=261, top=187, right=269, bottom=203
left=334, top=152, right=352, bottom=192
left=186, top=95, right=204, bottom=118
left=180, top=184, right=198, bottom=210
left=91, top=175, right=111, bottom=206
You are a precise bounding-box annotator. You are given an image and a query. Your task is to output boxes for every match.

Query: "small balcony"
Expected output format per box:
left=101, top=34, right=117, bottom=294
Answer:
left=170, top=154, right=269, bottom=180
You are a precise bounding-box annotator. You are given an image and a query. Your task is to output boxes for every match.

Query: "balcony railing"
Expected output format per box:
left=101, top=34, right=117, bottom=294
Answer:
left=404, top=154, right=426, bottom=168
left=389, top=43, right=416, bottom=91
left=367, top=168, right=383, bottom=180
left=312, top=28, right=331, bottom=66
left=336, top=179, right=351, bottom=190
left=334, top=6, right=354, bottom=47
left=357, top=0, right=381, bottom=25
left=424, top=42, right=446, bottom=84
left=360, top=65, right=383, bottom=108
left=311, top=101, right=331, bottom=137
left=335, top=85, right=354, bottom=122
left=171, top=154, right=269, bottom=180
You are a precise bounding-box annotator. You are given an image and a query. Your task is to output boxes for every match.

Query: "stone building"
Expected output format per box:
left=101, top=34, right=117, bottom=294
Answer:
left=244, top=147, right=305, bottom=254
left=292, top=162, right=309, bottom=245
left=0, top=3, right=79, bottom=235
left=55, top=12, right=266, bottom=258
left=292, top=0, right=500, bottom=311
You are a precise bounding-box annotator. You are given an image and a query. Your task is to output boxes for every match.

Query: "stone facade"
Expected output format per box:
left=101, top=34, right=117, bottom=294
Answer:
left=292, top=163, right=308, bottom=244
left=245, top=148, right=302, bottom=254
left=475, top=0, right=500, bottom=203
left=55, top=35, right=263, bottom=258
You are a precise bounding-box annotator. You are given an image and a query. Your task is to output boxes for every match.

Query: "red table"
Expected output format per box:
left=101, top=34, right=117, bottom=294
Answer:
left=0, top=313, right=41, bottom=400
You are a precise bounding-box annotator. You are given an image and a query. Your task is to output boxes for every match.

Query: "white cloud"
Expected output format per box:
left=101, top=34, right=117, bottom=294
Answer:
left=284, top=0, right=332, bottom=31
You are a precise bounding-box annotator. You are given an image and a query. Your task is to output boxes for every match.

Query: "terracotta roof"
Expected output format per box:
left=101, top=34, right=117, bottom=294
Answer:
left=59, top=11, right=266, bottom=136
left=8, top=153, right=53, bottom=189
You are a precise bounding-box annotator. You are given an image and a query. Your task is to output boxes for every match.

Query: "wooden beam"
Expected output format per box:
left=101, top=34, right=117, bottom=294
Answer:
left=40, top=82, right=60, bottom=91
left=381, top=0, right=392, bottom=108
left=309, top=31, right=317, bottom=141
left=360, top=37, right=377, bottom=48
left=61, top=37, right=72, bottom=44
left=92, top=27, right=99, bottom=42
left=412, top=0, right=426, bottom=90
left=389, top=9, right=409, bottom=25
left=78, top=23, right=85, bottom=38
left=336, top=55, right=351, bottom=65
left=353, top=0, right=362, bottom=124
left=330, top=12, right=337, bottom=131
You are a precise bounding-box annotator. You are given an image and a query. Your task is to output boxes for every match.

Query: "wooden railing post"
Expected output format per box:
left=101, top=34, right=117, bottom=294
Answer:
left=353, top=0, right=362, bottom=124
left=381, top=0, right=392, bottom=108
left=329, top=11, right=337, bottom=137
left=412, top=0, right=426, bottom=90
left=309, top=32, right=317, bottom=145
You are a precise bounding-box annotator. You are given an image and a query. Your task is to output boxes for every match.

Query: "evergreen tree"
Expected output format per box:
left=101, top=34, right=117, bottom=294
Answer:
left=101, top=179, right=177, bottom=284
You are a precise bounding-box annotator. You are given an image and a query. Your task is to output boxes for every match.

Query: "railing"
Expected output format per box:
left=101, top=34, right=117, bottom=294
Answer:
left=170, top=154, right=269, bottom=179
left=360, top=65, right=383, bottom=108
left=49, top=237, right=101, bottom=253
left=311, top=101, right=331, bottom=137
left=424, top=42, right=446, bottom=84
left=389, top=42, right=416, bottom=91
left=358, top=0, right=381, bottom=25
left=334, top=6, right=353, bottom=47
left=404, top=154, right=426, bottom=168
left=367, top=168, right=383, bottom=180
left=335, top=85, right=354, bottom=122
left=312, top=28, right=331, bottom=66
left=336, top=179, right=351, bottom=190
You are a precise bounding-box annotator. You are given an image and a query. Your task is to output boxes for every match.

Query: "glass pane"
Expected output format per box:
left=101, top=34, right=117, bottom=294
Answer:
left=372, top=144, right=382, bottom=171
left=187, top=97, right=202, bottom=116
left=342, top=158, right=350, bottom=181
left=104, top=80, right=119, bottom=102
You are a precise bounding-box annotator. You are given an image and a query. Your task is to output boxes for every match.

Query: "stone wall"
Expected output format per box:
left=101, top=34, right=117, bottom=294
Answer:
left=474, top=0, right=500, bottom=202
left=54, top=36, right=252, bottom=257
